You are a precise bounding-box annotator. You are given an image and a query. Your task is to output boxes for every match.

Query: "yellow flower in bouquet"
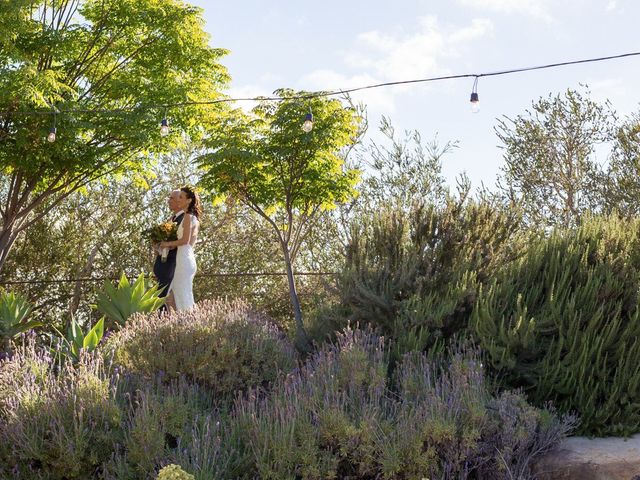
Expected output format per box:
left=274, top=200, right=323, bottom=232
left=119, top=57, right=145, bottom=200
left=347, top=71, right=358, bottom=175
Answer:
left=143, top=221, right=178, bottom=262
left=143, top=221, right=178, bottom=243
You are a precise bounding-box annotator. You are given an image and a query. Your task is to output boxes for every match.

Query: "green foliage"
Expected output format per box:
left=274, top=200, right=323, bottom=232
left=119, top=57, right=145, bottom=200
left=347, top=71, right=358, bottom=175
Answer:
left=496, top=87, right=616, bottom=226
left=473, top=215, right=640, bottom=435
left=601, top=112, right=640, bottom=217
left=158, top=464, right=195, bottom=480
left=108, top=299, right=297, bottom=402
left=198, top=90, right=363, bottom=347
left=0, top=344, right=122, bottom=480
left=355, top=115, right=454, bottom=212
left=231, top=327, right=572, bottom=479
left=117, top=380, right=214, bottom=479
left=328, top=199, right=526, bottom=359
left=0, top=291, right=41, bottom=346
left=0, top=0, right=230, bottom=272
left=95, top=273, right=165, bottom=328
left=65, top=316, right=104, bottom=361
left=199, top=90, right=361, bottom=213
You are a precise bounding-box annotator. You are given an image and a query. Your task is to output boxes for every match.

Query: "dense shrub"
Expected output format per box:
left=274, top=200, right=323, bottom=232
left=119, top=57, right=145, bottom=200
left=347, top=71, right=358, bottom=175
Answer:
left=108, top=299, right=297, bottom=402
left=0, top=326, right=572, bottom=479
left=0, top=344, right=122, bottom=480
left=325, top=200, right=526, bottom=357
left=232, top=327, right=573, bottom=479
left=474, top=215, right=640, bottom=436
left=101, top=378, right=220, bottom=480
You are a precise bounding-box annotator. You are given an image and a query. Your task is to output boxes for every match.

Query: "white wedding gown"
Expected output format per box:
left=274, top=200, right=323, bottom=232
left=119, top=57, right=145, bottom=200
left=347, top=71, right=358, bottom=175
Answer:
left=167, top=214, right=199, bottom=311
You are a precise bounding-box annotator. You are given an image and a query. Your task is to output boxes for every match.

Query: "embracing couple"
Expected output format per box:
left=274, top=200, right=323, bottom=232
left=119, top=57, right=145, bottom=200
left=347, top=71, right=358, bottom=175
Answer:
left=153, top=186, right=202, bottom=311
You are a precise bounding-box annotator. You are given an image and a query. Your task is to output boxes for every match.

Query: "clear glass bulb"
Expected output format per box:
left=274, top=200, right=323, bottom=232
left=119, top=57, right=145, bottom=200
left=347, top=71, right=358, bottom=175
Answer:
left=47, top=128, right=56, bottom=143
left=302, top=112, right=314, bottom=132
left=470, top=92, right=480, bottom=113
left=160, top=118, right=169, bottom=137
left=302, top=119, right=313, bottom=132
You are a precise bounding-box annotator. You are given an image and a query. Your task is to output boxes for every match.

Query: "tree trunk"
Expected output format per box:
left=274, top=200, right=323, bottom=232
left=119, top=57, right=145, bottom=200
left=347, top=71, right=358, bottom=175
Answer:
left=280, top=241, right=310, bottom=352
left=69, top=243, right=101, bottom=316
left=0, top=221, right=19, bottom=275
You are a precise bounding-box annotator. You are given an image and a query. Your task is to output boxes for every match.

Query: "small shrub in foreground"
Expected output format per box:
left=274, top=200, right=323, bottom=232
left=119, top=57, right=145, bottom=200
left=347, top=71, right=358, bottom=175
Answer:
left=108, top=299, right=298, bottom=402
left=95, top=273, right=165, bottom=329
left=231, top=327, right=574, bottom=479
left=0, top=343, right=122, bottom=480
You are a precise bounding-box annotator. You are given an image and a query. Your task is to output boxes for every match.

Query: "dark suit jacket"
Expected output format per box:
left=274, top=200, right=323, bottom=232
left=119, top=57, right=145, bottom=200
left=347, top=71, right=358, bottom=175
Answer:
left=153, top=212, right=184, bottom=297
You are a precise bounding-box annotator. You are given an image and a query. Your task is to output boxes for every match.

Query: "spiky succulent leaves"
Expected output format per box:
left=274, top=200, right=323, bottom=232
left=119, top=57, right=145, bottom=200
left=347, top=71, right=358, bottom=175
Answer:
left=95, top=273, right=165, bottom=327
left=0, top=291, right=41, bottom=339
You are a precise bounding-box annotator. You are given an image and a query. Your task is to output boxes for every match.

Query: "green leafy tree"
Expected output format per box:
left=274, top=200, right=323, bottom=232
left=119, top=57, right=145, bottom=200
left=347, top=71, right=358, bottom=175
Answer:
left=198, top=90, right=362, bottom=349
left=0, top=0, right=229, bottom=273
left=496, top=87, right=616, bottom=227
left=356, top=116, right=454, bottom=212
left=601, top=112, right=640, bottom=216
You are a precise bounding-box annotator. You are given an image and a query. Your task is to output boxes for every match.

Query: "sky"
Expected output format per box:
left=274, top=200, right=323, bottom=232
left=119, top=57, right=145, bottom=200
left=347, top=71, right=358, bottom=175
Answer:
left=189, top=0, right=640, bottom=189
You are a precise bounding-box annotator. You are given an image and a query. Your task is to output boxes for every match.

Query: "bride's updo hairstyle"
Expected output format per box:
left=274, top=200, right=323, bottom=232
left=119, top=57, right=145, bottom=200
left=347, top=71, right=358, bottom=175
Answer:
left=181, top=186, right=202, bottom=219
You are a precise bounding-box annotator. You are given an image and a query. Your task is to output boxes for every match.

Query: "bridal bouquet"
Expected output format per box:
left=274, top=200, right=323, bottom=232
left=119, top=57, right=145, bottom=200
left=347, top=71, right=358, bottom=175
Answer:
left=143, top=221, right=178, bottom=262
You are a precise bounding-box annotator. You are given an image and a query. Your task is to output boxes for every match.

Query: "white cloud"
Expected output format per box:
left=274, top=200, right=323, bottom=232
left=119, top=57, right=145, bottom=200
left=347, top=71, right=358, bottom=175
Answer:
left=228, top=16, right=493, bottom=115
left=302, top=69, right=399, bottom=113
left=302, top=16, right=493, bottom=112
left=221, top=72, right=285, bottom=112
left=223, top=84, right=265, bottom=112
left=344, top=16, right=493, bottom=81
left=457, top=0, right=553, bottom=22
left=606, top=0, right=617, bottom=11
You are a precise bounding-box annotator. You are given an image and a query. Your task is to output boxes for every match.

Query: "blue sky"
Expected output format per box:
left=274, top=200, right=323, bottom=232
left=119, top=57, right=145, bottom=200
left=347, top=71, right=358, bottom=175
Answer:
left=189, top=0, right=640, bottom=189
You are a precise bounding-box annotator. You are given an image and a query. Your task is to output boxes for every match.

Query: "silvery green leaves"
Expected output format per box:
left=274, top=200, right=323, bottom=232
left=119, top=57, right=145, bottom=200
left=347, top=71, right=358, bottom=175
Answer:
left=0, top=291, right=41, bottom=354
left=95, top=273, right=165, bottom=328
left=66, top=316, right=104, bottom=362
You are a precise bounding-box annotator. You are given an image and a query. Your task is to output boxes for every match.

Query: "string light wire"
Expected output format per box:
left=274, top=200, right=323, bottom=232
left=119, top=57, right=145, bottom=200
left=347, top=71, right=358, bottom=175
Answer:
left=1, top=51, right=639, bottom=117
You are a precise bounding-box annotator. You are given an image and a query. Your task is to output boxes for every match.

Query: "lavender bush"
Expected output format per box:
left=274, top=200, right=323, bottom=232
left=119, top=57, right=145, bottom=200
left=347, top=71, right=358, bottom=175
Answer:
left=108, top=299, right=298, bottom=402
left=0, top=323, right=572, bottom=479
left=101, top=378, right=219, bottom=480
left=230, top=327, right=574, bottom=480
left=0, top=343, right=122, bottom=480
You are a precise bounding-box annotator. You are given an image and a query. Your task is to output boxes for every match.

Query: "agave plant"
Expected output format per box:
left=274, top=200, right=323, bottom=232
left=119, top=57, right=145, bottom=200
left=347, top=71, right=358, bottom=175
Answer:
left=0, top=291, right=42, bottom=352
left=66, top=316, right=105, bottom=361
left=95, top=273, right=165, bottom=328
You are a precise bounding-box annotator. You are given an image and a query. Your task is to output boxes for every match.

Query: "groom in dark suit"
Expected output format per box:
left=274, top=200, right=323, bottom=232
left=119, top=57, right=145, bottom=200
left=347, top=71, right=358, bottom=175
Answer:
left=153, top=190, right=185, bottom=298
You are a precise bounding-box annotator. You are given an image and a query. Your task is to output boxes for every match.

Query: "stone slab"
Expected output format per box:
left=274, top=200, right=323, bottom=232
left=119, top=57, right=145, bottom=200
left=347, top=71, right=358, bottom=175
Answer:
left=534, top=434, right=640, bottom=480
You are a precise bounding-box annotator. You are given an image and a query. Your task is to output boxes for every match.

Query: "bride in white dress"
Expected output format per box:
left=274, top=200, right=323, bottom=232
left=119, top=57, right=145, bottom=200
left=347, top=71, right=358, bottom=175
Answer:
left=160, top=186, right=201, bottom=311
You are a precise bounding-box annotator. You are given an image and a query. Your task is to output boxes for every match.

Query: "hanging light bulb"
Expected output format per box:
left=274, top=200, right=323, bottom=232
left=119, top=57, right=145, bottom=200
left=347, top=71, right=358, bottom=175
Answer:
left=160, top=117, right=169, bottom=137
left=470, top=92, right=480, bottom=113
left=470, top=76, right=480, bottom=113
left=47, top=112, right=57, bottom=142
left=302, top=109, right=313, bottom=133
left=47, top=126, right=57, bottom=143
